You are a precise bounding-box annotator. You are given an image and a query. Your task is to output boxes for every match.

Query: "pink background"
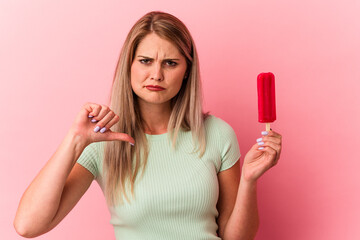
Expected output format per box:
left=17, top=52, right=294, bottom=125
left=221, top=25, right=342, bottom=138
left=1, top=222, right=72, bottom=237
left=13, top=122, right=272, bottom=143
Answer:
left=1, top=0, right=359, bottom=239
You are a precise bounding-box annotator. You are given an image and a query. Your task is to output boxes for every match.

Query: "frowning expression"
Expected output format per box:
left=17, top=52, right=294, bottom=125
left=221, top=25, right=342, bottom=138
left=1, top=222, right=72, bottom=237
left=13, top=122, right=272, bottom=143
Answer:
left=130, top=33, right=188, bottom=107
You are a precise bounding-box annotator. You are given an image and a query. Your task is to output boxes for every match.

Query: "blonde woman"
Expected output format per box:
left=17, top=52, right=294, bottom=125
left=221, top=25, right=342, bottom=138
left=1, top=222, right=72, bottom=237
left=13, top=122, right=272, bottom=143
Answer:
left=14, top=11, right=282, bottom=240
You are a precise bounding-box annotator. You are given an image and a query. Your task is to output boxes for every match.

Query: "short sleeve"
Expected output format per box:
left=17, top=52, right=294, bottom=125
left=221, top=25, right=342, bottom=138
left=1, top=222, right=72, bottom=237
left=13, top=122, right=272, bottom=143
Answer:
left=76, top=142, right=101, bottom=178
left=217, top=119, right=241, bottom=172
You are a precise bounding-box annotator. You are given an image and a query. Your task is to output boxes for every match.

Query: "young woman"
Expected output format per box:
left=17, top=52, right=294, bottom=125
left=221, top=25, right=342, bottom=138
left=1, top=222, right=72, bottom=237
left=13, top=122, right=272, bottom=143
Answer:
left=14, top=11, right=282, bottom=240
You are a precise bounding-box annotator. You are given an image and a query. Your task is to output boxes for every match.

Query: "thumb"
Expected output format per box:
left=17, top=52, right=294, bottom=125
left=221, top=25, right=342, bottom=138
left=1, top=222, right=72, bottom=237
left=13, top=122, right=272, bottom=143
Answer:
left=101, top=130, right=135, bottom=145
left=244, top=142, right=262, bottom=162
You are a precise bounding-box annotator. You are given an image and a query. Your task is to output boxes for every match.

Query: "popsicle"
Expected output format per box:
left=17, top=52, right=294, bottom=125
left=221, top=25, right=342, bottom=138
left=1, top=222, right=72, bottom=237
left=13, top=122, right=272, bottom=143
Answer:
left=257, top=72, right=276, bottom=131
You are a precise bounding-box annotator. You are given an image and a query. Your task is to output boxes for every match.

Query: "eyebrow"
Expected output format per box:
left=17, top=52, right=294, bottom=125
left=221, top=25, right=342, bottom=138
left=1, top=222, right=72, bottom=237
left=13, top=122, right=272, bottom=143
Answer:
left=137, top=55, right=181, bottom=61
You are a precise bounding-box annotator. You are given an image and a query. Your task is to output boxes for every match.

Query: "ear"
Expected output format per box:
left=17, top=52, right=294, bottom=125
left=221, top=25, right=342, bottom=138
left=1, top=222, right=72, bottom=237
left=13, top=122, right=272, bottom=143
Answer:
left=184, top=70, right=189, bottom=79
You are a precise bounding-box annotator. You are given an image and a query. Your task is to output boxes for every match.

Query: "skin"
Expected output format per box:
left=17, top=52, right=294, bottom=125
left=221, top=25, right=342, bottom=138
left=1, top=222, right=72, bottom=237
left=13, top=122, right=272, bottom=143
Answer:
left=14, top=32, right=282, bottom=240
left=219, top=130, right=282, bottom=239
left=13, top=104, right=133, bottom=237
left=131, top=33, right=187, bottom=134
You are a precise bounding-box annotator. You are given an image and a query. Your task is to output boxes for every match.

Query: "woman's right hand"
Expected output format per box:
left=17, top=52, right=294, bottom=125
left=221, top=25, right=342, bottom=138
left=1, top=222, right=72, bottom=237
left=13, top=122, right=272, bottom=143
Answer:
left=69, top=102, right=135, bottom=147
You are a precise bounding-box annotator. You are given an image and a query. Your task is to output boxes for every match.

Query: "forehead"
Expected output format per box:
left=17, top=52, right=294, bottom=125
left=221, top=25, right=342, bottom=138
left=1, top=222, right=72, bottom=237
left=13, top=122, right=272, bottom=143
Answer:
left=135, top=33, right=182, bottom=58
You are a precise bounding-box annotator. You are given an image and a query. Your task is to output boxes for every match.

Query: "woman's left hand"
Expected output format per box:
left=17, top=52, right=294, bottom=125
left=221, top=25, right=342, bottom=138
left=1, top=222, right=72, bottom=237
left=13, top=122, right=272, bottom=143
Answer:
left=241, top=130, right=282, bottom=184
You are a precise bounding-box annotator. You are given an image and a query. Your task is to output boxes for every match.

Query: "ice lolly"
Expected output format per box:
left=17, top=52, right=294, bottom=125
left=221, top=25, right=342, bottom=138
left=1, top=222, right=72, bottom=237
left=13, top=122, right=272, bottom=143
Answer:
left=257, top=72, right=276, bottom=131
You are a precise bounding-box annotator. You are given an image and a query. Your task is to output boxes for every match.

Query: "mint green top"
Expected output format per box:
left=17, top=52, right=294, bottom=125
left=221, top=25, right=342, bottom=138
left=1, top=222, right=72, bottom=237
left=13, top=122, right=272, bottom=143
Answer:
left=77, top=115, right=241, bottom=240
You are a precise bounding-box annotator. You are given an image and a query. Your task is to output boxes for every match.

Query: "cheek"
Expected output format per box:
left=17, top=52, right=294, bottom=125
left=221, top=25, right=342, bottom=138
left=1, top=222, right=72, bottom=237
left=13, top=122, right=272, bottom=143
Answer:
left=130, top=64, right=144, bottom=89
left=174, top=77, right=184, bottom=90
left=168, top=75, right=184, bottom=97
left=171, top=69, right=186, bottom=88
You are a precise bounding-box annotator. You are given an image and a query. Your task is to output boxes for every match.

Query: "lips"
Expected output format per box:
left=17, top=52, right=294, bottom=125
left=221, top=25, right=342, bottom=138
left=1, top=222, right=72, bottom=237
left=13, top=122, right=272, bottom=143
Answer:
left=145, top=85, right=165, bottom=91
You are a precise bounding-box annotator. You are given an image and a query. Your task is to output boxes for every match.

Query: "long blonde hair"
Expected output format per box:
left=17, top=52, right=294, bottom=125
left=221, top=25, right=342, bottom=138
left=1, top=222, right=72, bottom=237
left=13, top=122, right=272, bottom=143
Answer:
left=103, top=11, right=208, bottom=206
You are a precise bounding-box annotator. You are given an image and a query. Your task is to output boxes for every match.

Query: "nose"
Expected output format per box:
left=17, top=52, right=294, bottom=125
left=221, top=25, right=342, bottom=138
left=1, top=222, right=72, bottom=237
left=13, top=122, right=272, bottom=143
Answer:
left=150, top=63, right=163, bottom=81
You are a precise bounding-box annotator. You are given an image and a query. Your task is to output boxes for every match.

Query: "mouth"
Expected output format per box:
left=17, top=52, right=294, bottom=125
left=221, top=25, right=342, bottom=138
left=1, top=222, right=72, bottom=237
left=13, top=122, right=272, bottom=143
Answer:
left=145, top=85, right=166, bottom=91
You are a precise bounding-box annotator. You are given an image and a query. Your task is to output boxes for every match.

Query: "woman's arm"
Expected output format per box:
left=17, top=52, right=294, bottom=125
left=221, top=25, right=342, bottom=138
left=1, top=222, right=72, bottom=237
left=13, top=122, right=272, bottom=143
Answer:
left=13, top=130, right=93, bottom=238
left=218, top=130, right=282, bottom=240
left=14, top=103, right=135, bottom=237
left=217, top=161, right=259, bottom=240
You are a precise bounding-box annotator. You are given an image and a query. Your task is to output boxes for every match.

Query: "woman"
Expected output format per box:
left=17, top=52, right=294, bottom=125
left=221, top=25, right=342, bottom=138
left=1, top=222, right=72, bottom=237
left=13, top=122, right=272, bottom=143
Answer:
left=14, top=11, right=282, bottom=239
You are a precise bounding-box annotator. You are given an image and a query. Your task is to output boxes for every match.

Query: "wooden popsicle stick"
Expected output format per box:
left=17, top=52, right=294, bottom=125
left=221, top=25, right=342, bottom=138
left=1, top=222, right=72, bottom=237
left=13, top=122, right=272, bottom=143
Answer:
left=266, top=123, right=271, bottom=132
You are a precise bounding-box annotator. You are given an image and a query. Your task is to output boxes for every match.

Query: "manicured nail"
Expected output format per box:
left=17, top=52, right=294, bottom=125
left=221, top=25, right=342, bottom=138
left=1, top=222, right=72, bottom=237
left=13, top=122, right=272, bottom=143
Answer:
left=258, top=141, right=264, bottom=146
left=130, top=142, right=135, bottom=146
left=100, top=127, right=106, bottom=133
left=91, top=119, right=98, bottom=123
left=258, top=147, right=264, bottom=150
left=94, top=126, right=100, bottom=132
left=261, top=131, right=268, bottom=136
left=88, top=115, right=93, bottom=118
left=256, top=138, right=263, bottom=143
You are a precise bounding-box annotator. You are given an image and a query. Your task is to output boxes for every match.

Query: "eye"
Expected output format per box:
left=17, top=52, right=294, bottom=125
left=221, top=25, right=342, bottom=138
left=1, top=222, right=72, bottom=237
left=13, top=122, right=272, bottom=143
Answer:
left=139, top=59, right=151, bottom=64
left=165, top=60, right=177, bottom=66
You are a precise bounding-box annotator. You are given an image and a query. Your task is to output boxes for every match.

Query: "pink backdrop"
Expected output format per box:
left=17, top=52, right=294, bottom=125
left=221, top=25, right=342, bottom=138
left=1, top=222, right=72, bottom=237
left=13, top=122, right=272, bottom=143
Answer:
left=1, top=0, right=359, bottom=239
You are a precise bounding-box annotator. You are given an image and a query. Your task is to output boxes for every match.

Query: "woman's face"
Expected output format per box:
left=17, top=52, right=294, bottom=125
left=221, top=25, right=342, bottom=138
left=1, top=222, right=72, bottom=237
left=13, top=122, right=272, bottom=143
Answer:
left=130, top=33, right=188, bottom=108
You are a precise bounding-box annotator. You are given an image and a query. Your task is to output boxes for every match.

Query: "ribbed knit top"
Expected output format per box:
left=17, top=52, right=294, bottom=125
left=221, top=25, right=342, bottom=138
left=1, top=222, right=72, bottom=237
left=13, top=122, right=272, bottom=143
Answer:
left=77, top=115, right=241, bottom=240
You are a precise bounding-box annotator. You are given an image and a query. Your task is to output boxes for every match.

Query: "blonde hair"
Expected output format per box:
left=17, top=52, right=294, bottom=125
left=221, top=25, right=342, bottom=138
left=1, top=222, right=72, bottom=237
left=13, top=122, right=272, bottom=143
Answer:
left=103, top=11, right=208, bottom=206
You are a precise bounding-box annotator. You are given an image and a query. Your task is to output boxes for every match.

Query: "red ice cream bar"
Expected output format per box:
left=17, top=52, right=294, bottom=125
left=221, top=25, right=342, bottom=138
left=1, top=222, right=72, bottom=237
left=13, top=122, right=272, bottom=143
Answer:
left=257, top=72, right=276, bottom=126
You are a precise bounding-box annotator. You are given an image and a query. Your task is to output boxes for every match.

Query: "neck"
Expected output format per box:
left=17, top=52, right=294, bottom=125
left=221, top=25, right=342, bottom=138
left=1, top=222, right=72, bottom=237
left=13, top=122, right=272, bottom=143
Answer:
left=138, top=100, right=172, bottom=135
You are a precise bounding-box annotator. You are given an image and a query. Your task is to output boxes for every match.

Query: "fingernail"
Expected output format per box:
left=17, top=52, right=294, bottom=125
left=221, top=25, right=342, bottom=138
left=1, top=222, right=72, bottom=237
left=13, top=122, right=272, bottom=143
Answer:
left=258, top=147, right=264, bottom=150
left=261, top=131, right=268, bottom=136
left=130, top=142, right=135, bottom=146
left=100, top=127, right=106, bottom=133
left=88, top=115, right=93, bottom=118
left=256, top=138, right=263, bottom=143
left=258, top=141, right=264, bottom=146
left=94, top=126, right=100, bottom=132
left=91, top=119, right=98, bottom=123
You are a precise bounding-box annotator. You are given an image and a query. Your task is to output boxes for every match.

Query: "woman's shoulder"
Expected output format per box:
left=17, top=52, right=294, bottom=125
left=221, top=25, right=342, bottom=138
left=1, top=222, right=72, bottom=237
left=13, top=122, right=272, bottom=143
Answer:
left=204, top=114, right=237, bottom=139
left=87, top=141, right=106, bottom=152
left=203, top=114, right=240, bottom=163
left=82, top=141, right=106, bottom=160
left=204, top=114, right=234, bottom=130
